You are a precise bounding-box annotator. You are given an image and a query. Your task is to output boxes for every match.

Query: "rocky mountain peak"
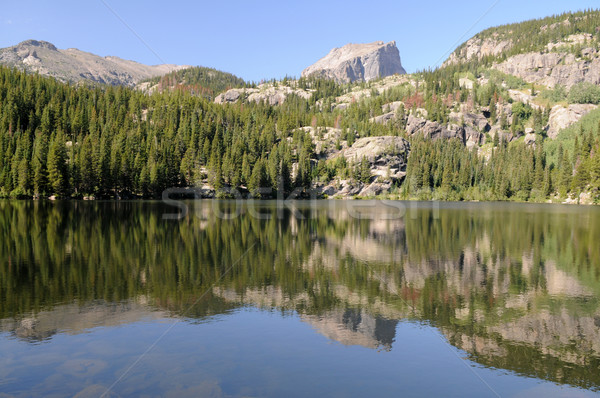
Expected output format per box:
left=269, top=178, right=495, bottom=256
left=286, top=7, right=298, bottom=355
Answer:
left=302, top=41, right=406, bottom=83
left=0, top=39, right=189, bottom=87
left=16, top=39, right=58, bottom=51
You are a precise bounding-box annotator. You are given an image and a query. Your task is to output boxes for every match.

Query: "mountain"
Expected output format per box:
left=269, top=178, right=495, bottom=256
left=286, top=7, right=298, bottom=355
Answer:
left=0, top=39, right=188, bottom=87
left=1, top=10, right=600, bottom=203
left=301, top=41, right=406, bottom=83
left=443, top=10, right=600, bottom=89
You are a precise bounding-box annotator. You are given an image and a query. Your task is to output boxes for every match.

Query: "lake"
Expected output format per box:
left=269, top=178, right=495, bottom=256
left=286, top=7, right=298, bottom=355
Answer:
left=1, top=200, right=600, bottom=397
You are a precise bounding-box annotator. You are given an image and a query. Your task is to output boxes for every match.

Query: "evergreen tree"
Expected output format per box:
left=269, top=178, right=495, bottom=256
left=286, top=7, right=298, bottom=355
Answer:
left=47, top=132, right=69, bottom=196
left=591, top=149, right=600, bottom=189
left=32, top=132, right=49, bottom=197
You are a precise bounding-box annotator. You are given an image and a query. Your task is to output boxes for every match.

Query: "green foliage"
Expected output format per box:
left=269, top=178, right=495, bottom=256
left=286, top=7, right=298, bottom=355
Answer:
left=539, top=85, right=568, bottom=104
left=545, top=107, right=600, bottom=168
left=353, top=156, right=372, bottom=184
left=567, top=82, right=600, bottom=105
left=0, top=54, right=597, bottom=202
left=404, top=136, right=547, bottom=201
left=47, top=132, right=68, bottom=196
left=140, top=66, right=247, bottom=99
left=0, top=66, right=319, bottom=198
left=451, top=9, right=600, bottom=63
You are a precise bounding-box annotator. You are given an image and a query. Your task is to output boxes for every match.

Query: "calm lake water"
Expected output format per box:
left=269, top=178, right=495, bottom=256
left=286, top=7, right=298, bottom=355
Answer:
left=1, top=200, right=600, bottom=397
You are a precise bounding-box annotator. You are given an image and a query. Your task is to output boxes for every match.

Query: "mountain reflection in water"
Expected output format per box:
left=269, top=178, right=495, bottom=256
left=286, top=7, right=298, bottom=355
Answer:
left=1, top=200, right=600, bottom=394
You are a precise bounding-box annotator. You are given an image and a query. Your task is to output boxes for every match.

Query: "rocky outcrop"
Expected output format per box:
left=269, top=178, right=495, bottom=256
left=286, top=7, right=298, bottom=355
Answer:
left=334, top=74, right=413, bottom=105
left=369, top=111, right=397, bottom=124
left=444, top=36, right=512, bottom=66
left=405, top=114, right=483, bottom=147
left=342, top=136, right=409, bottom=179
left=382, top=101, right=405, bottom=113
left=370, top=102, right=407, bottom=124
left=524, top=131, right=537, bottom=145
left=315, top=136, right=409, bottom=198
left=302, top=41, right=406, bottom=83
left=547, top=104, right=598, bottom=139
left=214, top=84, right=312, bottom=105
left=494, top=50, right=600, bottom=88
left=507, top=89, right=542, bottom=109
left=0, top=40, right=188, bottom=87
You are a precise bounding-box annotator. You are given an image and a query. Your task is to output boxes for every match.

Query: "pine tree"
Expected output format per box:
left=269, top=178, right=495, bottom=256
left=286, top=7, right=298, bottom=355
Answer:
left=241, top=152, right=251, bottom=186
left=591, top=149, right=600, bottom=189
left=354, top=156, right=372, bottom=184
left=571, top=156, right=591, bottom=193
left=248, top=158, right=269, bottom=197
left=558, top=150, right=572, bottom=197
left=32, top=132, right=49, bottom=197
left=47, top=132, right=69, bottom=197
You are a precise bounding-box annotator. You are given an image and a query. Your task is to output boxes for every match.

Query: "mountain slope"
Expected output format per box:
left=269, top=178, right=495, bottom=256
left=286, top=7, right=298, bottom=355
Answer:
left=443, top=10, right=600, bottom=89
left=0, top=39, right=188, bottom=87
left=137, top=66, right=246, bottom=99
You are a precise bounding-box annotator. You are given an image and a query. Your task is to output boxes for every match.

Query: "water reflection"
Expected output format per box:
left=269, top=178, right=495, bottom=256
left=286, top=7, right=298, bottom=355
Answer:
left=1, top=200, right=600, bottom=393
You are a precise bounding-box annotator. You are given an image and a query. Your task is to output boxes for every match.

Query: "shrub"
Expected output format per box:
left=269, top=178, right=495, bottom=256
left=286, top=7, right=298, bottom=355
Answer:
left=567, top=82, right=600, bottom=104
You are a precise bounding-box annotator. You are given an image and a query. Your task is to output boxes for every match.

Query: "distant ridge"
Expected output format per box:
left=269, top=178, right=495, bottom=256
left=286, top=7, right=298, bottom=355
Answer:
left=0, top=39, right=189, bottom=87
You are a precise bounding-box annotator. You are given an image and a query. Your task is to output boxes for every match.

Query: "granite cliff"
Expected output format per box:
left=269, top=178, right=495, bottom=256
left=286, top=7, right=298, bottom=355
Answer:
left=301, top=41, right=406, bottom=83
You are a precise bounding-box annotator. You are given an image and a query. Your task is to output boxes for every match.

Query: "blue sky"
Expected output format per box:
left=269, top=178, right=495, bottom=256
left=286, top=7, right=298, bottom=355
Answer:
left=1, top=0, right=599, bottom=82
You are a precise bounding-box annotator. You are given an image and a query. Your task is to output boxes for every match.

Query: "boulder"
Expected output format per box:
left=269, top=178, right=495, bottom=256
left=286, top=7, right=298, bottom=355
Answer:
left=524, top=133, right=537, bottom=145
left=370, top=111, right=396, bottom=124
left=358, top=181, right=393, bottom=197
left=547, top=104, right=597, bottom=139
left=406, top=114, right=427, bottom=135
left=465, top=126, right=483, bottom=147
left=214, top=89, right=241, bottom=104
left=342, top=136, right=410, bottom=182
left=459, top=78, right=474, bottom=89
left=382, top=101, right=405, bottom=113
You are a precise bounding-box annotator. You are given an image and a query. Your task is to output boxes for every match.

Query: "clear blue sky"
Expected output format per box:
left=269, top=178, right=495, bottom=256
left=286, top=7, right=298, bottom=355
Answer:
left=1, top=0, right=599, bottom=82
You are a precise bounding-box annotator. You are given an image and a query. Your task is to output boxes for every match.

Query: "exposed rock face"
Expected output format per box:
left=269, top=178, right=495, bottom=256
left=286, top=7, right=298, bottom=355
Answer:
left=524, top=132, right=537, bottom=145
left=302, top=41, right=406, bottom=83
left=444, top=36, right=512, bottom=66
left=214, top=84, right=312, bottom=105
left=315, top=136, right=409, bottom=198
left=547, top=104, right=598, bottom=139
left=382, top=101, right=405, bottom=113
left=342, top=136, right=409, bottom=177
left=0, top=40, right=188, bottom=87
left=507, top=89, right=542, bottom=109
left=405, top=114, right=484, bottom=147
left=369, top=111, right=397, bottom=124
left=334, top=74, right=412, bottom=104
left=494, top=50, right=600, bottom=88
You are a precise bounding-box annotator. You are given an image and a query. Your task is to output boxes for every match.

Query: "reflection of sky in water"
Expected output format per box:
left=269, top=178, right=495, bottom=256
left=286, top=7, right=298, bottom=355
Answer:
left=2, top=201, right=600, bottom=396
left=0, top=308, right=597, bottom=398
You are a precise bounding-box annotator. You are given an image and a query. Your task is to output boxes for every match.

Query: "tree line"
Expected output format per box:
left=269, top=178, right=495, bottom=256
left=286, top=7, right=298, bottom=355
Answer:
left=1, top=64, right=600, bottom=201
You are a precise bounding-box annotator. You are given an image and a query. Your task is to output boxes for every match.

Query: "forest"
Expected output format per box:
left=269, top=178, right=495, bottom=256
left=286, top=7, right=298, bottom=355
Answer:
left=139, top=65, right=249, bottom=99
left=452, top=8, right=600, bottom=65
left=1, top=46, right=600, bottom=202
